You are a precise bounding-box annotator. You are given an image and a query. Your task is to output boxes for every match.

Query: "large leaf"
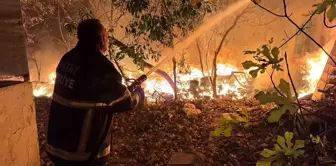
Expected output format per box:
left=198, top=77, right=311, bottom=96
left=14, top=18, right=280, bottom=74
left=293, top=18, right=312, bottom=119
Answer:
left=327, top=4, right=336, bottom=22
left=315, top=1, right=330, bottom=14
left=257, top=132, right=305, bottom=166
left=255, top=79, right=297, bottom=123
left=255, top=92, right=284, bottom=105
left=293, top=140, right=305, bottom=151
left=271, top=47, right=280, bottom=61
left=242, top=61, right=259, bottom=70
left=261, top=149, right=277, bottom=158
left=249, top=68, right=262, bottom=78
left=267, top=107, right=287, bottom=123
left=277, top=135, right=286, bottom=150
left=284, top=132, right=294, bottom=154
left=256, top=159, right=272, bottom=166
left=278, top=79, right=291, bottom=98
left=261, top=45, right=273, bottom=61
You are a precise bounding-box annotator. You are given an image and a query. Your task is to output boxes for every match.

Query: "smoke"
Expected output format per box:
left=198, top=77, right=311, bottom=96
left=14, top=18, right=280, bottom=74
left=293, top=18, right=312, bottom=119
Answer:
left=28, top=40, right=68, bottom=82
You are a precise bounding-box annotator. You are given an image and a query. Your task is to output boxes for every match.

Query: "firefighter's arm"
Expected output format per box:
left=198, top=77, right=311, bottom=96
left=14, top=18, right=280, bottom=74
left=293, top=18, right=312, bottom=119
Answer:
left=112, top=87, right=144, bottom=111
left=99, top=69, right=145, bottom=112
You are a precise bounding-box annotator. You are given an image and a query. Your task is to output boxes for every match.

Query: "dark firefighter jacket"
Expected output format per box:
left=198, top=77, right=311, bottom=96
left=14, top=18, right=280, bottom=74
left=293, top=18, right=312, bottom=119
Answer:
left=46, top=43, right=137, bottom=165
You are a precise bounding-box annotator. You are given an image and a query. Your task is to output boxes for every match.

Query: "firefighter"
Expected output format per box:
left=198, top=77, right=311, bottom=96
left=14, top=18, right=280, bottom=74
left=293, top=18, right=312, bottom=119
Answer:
left=46, top=19, right=145, bottom=166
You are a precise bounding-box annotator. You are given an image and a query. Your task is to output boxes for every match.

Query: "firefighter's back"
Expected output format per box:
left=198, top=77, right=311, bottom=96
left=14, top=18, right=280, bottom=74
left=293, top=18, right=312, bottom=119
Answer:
left=46, top=46, right=121, bottom=165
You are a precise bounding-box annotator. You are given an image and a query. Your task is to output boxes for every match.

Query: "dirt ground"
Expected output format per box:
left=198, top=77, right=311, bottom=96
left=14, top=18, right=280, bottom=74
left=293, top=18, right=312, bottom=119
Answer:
left=35, top=97, right=336, bottom=166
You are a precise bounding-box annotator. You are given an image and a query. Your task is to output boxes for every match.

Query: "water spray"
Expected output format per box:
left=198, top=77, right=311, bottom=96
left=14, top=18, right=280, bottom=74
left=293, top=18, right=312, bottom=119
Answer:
left=145, top=0, right=250, bottom=77
left=126, top=0, right=250, bottom=91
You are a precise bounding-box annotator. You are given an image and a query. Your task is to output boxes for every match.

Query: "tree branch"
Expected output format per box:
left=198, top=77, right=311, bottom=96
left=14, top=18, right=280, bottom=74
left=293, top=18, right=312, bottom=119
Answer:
left=285, top=11, right=336, bottom=66
left=285, top=52, right=321, bottom=166
left=196, top=39, right=205, bottom=77
left=211, top=8, right=247, bottom=97
left=279, top=10, right=317, bottom=48
left=254, top=0, right=336, bottom=66
left=57, top=0, right=69, bottom=50
left=251, top=0, right=285, bottom=18
left=266, top=69, right=286, bottom=98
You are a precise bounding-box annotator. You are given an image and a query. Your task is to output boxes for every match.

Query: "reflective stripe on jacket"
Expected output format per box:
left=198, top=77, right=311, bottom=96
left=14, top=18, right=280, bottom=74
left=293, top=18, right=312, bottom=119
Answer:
left=47, top=44, right=136, bottom=165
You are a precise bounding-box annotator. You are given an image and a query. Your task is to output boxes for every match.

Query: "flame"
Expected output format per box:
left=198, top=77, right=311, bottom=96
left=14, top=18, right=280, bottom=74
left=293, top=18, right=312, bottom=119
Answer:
left=142, top=63, right=250, bottom=100
left=33, top=86, right=53, bottom=97
left=33, top=63, right=250, bottom=100
left=32, top=72, right=56, bottom=97
left=33, top=49, right=331, bottom=100
left=49, top=72, right=56, bottom=85
left=299, top=50, right=328, bottom=98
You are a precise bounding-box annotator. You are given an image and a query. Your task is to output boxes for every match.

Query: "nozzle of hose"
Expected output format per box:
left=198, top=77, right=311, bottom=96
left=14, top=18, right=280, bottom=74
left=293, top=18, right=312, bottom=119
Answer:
left=128, top=75, right=147, bottom=92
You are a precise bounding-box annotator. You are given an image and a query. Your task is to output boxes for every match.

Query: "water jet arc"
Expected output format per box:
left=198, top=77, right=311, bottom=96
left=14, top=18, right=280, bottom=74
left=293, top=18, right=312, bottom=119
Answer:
left=145, top=0, right=250, bottom=76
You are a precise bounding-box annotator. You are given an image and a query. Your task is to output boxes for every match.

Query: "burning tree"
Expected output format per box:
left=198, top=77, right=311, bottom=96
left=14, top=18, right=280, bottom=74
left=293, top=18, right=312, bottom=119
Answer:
left=195, top=8, right=249, bottom=98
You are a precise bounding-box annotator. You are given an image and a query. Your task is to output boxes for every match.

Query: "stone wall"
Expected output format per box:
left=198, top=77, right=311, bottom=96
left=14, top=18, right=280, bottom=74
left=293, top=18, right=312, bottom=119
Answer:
left=0, top=82, right=40, bottom=166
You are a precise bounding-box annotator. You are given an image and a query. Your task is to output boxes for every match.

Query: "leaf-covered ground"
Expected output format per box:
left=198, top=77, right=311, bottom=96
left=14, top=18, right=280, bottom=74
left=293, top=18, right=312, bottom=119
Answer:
left=35, top=97, right=336, bottom=166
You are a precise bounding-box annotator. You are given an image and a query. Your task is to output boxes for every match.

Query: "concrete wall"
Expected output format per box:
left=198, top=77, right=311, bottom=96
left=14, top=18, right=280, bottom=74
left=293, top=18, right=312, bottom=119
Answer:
left=0, top=82, right=40, bottom=166
left=0, top=0, right=40, bottom=165
left=0, top=0, right=29, bottom=77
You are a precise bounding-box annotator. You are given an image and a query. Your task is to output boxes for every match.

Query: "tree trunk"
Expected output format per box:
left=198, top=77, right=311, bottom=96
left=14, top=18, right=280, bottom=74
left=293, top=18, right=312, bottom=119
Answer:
left=173, top=57, right=178, bottom=100
left=212, top=10, right=246, bottom=98
left=196, top=39, right=205, bottom=77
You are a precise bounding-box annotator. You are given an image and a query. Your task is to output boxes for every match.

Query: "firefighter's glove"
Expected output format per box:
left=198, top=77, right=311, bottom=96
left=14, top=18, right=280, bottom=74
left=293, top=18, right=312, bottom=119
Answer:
left=131, top=87, right=145, bottom=109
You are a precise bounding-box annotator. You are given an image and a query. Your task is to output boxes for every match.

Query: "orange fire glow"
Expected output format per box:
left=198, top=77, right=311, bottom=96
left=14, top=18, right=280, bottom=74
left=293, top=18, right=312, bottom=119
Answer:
left=32, top=50, right=331, bottom=100
left=298, top=50, right=328, bottom=98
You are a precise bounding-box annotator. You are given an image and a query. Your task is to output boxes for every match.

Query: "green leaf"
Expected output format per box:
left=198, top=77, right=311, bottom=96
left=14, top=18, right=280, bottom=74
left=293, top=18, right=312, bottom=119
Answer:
left=315, top=2, right=330, bottom=14
left=285, top=132, right=294, bottom=149
left=267, top=107, right=287, bottom=123
left=311, top=135, right=321, bottom=144
left=255, top=92, right=284, bottom=105
left=256, top=159, right=272, bottom=166
left=258, top=132, right=305, bottom=165
left=261, top=149, right=277, bottom=158
left=255, top=80, right=296, bottom=123
left=223, top=126, right=232, bottom=137
left=261, top=45, right=273, bottom=60
left=249, top=68, right=261, bottom=78
left=278, top=79, right=291, bottom=98
left=244, top=50, right=257, bottom=55
left=293, top=140, right=305, bottom=150
left=277, top=135, right=286, bottom=150
left=327, top=4, right=336, bottom=22
left=271, top=47, right=280, bottom=61
left=211, top=128, right=223, bottom=137
left=242, top=61, right=258, bottom=69
left=274, top=144, right=282, bottom=152
left=284, top=132, right=294, bottom=155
